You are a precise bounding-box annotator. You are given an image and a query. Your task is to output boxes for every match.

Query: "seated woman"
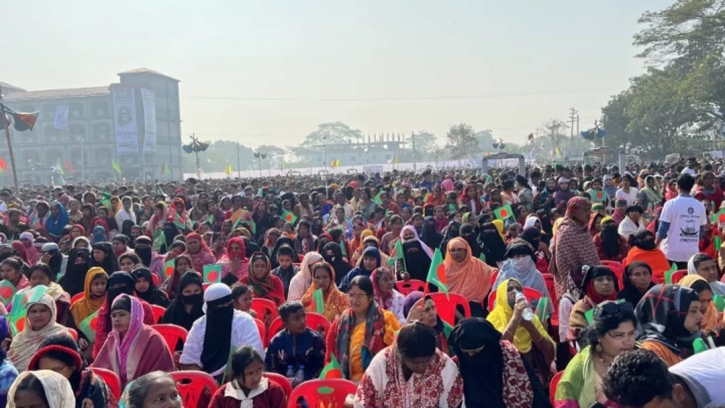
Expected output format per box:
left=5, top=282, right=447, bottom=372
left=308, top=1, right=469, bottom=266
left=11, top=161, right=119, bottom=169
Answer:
left=59, top=248, right=90, bottom=297
left=370, top=267, right=406, bottom=324
left=29, top=334, right=116, bottom=407
left=159, top=252, right=191, bottom=301
left=132, top=267, right=170, bottom=308
left=617, top=261, right=655, bottom=307
left=635, top=284, right=703, bottom=366
left=487, top=278, right=556, bottom=386
left=617, top=205, right=646, bottom=242
left=555, top=301, right=636, bottom=408
left=687, top=253, right=725, bottom=296
left=350, top=322, right=464, bottom=408
left=593, top=217, right=629, bottom=262
left=301, top=262, right=349, bottom=322
left=339, top=247, right=381, bottom=293
left=239, top=253, right=285, bottom=307
left=443, top=237, right=496, bottom=317
left=69, top=267, right=107, bottom=354
left=90, top=242, right=119, bottom=276
left=120, top=371, right=182, bottom=408
left=567, top=266, right=618, bottom=341
left=492, top=239, right=553, bottom=315
left=679, top=275, right=722, bottom=340
left=8, top=293, right=69, bottom=372
left=326, top=276, right=401, bottom=382
left=404, top=292, right=453, bottom=355
left=7, top=370, right=76, bottom=408
left=93, top=295, right=175, bottom=388
left=160, top=270, right=205, bottom=332
left=287, top=252, right=323, bottom=302
left=622, top=230, right=670, bottom=284
left=119, top=253, right=141, bottom=272
left=218, top=237, right=249, bottom=283
left=449, top=317, right=550, bottom=408
left=394, top=228, right=433, bottom=282
left=353, top=235, right=391, bottom=269
left=208, top=345, right=287, bottom=408
left=25, top=264, right=73, bottom=327
left=0, top=257, right=30, bottom=293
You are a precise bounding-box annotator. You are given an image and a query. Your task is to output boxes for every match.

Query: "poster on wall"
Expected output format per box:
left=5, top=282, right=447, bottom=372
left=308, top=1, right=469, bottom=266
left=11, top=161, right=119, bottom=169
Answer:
left=111, top=87, right=139, bottom=155
left=140, top=88, right=157, bottom=154
left=53, top=105, right=69, bottom=131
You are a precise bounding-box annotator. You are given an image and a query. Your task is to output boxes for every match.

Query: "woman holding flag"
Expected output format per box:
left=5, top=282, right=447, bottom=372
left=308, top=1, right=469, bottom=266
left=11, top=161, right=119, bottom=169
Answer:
left=69, top=267, right=107, bottom=353
left=443, top=237, right=496, bottom=317
left=301, top=261, right=348, bottom=322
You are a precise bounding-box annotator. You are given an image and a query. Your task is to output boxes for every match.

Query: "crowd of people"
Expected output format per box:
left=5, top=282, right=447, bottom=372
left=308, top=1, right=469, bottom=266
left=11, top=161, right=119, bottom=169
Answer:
left=0, top=156, right=723, bottom=407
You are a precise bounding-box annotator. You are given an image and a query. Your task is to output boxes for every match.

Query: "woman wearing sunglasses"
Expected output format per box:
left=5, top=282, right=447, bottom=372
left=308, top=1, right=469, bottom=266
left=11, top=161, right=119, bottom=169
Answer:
left=555, top=301, right=637, bottom=408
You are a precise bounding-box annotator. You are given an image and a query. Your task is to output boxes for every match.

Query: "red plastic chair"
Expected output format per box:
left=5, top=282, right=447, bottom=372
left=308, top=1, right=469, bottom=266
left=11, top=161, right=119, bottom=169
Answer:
left=287, top=379, right=357, bottom=408
left=251, top=298, right=280, bottom=326
left=151, top=273, right=160, bottom=287
left=90, top=367, right=121, bottom=401
left=66, top=328, right=78, bottom=341
left=488, top=287, right=543, bottom=312
left=264, top=372, right=293, bottom=398
left=671, top=270, right=687, bottom=284
left=170, top=371, right=218, bottom=408
left=152, top=324, right=188, bottom=351
left=428, top=292, right=471, bottom=326
left=70, top=293, right=84, bottom=305
left=489, top=270, right=499, bottom=288
left=550, top=371, right=564, bottom=406
left=151, top=304, right=166, bottom=323
left=395, top=279, right=426, bottom=295
left=267, top=312, right=330, bottom=344
left=255, top=318, right=268, bottom=347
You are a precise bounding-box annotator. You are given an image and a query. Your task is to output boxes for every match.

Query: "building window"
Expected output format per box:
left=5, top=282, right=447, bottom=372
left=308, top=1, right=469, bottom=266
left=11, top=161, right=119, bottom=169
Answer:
left=45, top=149, right=63, bottom=164
left=69, top=103, right=84, bottom=118
left=43, top=124, right=61, bottom=143
left=91, top=101, right=110, bottom=117
left=94, top=147, right=113, bottom=165
left=41, top=104, right=57, bottom=120
left=21, top=150, right=39, bottom=167
left=69, top=124, right=85, bottom=139
left=93, top=123, right=110, bottom=140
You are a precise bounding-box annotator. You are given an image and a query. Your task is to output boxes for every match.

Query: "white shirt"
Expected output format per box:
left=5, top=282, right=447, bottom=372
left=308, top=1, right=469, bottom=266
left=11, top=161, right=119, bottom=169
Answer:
left=658, top=195, right=706, bottom=262
left=681, top=167, right=697, bottom=177
left=615, top=187, right=639, bottom=207
left=180, top=310, right=265, bottom=377
left=670, top=347, right=725, bottom=407
left=115, top=208, right=137, bottom=228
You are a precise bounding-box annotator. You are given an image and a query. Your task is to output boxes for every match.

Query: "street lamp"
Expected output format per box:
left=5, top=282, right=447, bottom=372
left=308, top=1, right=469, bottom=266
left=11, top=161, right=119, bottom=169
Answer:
left=253, top=151, right=267, bottom=176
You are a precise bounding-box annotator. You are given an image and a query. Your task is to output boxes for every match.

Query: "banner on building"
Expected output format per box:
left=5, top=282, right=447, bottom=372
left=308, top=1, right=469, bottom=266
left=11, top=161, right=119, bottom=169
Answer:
left=140, top=88, right=157, bottom=154
left=362, top=165, right=384, bottom=174
left=53, top=105, right=69, bottom=131
left=111, top=87, right=139, bottom=155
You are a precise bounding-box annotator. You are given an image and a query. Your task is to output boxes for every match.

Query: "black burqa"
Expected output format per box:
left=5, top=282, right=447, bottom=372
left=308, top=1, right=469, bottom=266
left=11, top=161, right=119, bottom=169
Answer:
left=132, top=267, right=170, bottom=307
left=439, top=221, right=461, bottom=258
left=322, top=242, right=351, bottom=286
left=90, top=242, right=119, bottom=275
left=59, top=248, right=90, bottom=297
left=161, top=271, right=205, bottom=335
left=103, top=271, right=136, bottom=330
left=459, top=224, right=482, bottom=259
left=449, top=317, right=550, bottom=408
left=200, top=294, right=235, bottom=375
left=420, top=216, right=443, bottom=250
left=478, top=222, right=506, bottom=268
left=401, top=240, right=432, bottom=282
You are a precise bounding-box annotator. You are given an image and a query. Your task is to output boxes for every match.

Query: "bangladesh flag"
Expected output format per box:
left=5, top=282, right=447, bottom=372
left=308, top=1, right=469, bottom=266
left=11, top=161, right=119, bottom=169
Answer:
left=173, top=214, right=186, bottom=230
left=424, top=248, right=448, bottom=296
left=8, top=285, right=48, bottom=335
left=387, top=240, right=405, bottom=271
left=311, top=289, right=325, bottom=314
left=163, top=260, right=175, bottom=279
left=493, top=204, right=514, bottom=221
left=79, top=310, right=99, bottom=343
left=664, top=263, right=678, bottom=284
left=712, top=209, right=725, bottom=224
left=319, top=354, right=343, bottom=379
left=716, top=236, right=722, bottom=251
left=0, top=280, right=16, bottom=306
left=282, top=210, right=297, bottom=225
left=373, top=191, right=383, bottom=205
left=589, top=190, right=605, bottom=202
left=203, top=263, right=222, bottom=283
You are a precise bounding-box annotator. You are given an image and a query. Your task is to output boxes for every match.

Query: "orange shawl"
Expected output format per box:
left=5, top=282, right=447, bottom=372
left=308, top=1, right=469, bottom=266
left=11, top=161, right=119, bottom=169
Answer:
left=300, top=263, right=350, bottom=322
left=444, top=237, right=495, bottom=303
left=622, top=247, right=671, bottom=284
left=679, top=275, right=722, bottom=336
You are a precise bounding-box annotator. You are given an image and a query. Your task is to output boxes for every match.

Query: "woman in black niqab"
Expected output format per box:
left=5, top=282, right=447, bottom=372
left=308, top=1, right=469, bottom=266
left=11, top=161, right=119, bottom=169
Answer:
left=59, top=247, right=90, bottom=296
left=439, top=220, right=461, bottom=257
left=322, top=242, right=351, bottom=286
left=420, top=216, right=443, bottom=250
left=478, top=222, right=506, bottom=268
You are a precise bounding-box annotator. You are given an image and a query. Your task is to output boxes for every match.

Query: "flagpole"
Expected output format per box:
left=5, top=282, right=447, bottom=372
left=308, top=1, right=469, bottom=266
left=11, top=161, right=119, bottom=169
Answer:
left=0, top=86, right=19, bottom=193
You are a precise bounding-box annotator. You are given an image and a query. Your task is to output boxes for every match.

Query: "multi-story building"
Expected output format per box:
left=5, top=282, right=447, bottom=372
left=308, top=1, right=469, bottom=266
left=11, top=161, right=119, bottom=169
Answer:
left=1, top=68, right=182, bottom=184
left=312, top=134, right=407, bottom=167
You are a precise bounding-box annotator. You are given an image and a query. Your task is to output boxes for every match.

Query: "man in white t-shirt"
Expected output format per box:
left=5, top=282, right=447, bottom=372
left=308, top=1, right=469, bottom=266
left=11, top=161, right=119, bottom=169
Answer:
left=681, top=157, right=698, bottom=176
left=656, top=173, right=707, bottom=269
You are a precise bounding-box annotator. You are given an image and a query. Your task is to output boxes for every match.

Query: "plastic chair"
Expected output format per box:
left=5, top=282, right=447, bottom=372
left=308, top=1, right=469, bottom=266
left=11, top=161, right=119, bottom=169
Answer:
left=489, top=270, right=499, bottom=288
left=550, top=371, right=564, bottom=406
left=264, top=372, right=293, bottom=398
left=287, top=379, right=357, bottom=408
left=152, top=324, right=188, bottom=351
left=251, top=298, right=280, bottom=326
left=70, top=292, right=84, bottom=305
left=428, top=292, right=471, bottom=326
left=395, top=279, right=426, bottom=296
left=671, top=270, right=687, bottom=284
left=66, top=328, right=78, bottom=341
left=267, top=313, right=331, bottom=344
left=90, top=367, right=121, bottom=402
left=170, top=371, right=218, bottom=408
left=488, top=287, right=543, bottom=312
left=255, top=318, right=268, bottom=347
left=151, top=304, right=166, bottom=323
left=151, top=273, right=160, bottom=287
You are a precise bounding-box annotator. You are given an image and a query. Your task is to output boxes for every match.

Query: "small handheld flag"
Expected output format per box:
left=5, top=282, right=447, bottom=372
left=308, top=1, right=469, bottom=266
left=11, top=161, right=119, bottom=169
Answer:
left=373, top=191, right=383, bottom=205
left=319, top=354, right=343, bottom=379
left=203, top=263, right=222, bottom=283
left=163, top=260, right=175, bottom=279
left=387, top=240, right=406, bottom=271
left=112, top=160, right=122, bottom=175
left=282, top=210, right=298, bottom=225
left=716, top=236, right=722, bottom=251
left=664, top=263, right=678, bottom=284
left=424, top=248, right=448, bottom=297
left=589, top=190, right=604, bottom=202
left=535, top=297, right=549, bottom=322
left=79, top=310, right=99, bottom=343
left=693, top=338, right=709, bottom=354
left=712, top=209, right=725, bottom=224
left=714, top=294, right=725, bottom=312
left=312, top=289, right=325, bottom=314
left=0, top=280, right=16, bottom=306
left=493, top=204, right=514, bottom=221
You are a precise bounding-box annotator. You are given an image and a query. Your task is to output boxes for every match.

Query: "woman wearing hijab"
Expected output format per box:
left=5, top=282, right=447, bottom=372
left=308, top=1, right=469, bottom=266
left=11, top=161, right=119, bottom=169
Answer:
left=370, top=266, right=406, bottom=324
left=635, top=284, right=703, bottom=366
left=59, top=248, right=89, bottom=297
left=617, top=261, right=655, bottom=307
left=160, top=270, right=205, bottom=332
left=396, top=232, right=434, bottom=282
left=301, top=261, right=350, bottom=322
left=8, top=293, right=69, bottom=372
left=493, top=240, right=552, bottom=311
left=269, top=236, right=294, bottom=269
left=403, top=292, right=453, bottom=355
left=89, top=242, right=118, bottom=276
left=159, top=253, right=191, bottom=301
left=18, top=232, right=40, bottom=265
left=588, top=212, right=604, bottom=237
left=449, top=317, right=550, bottom=408
left=459, top=224, right=482, bottom=259
left=593, top=217, right=630, bottom=262
left=93, top=295, right=174, bottom=388
left=321, top=242, right=351, bottom=286
left=622, top=230, right=670, bottom=284
left=687, top=253, right=725, bottom=296
left=420, top=216, right=443, bottom=250
left=567, top=266, right=619, bottom=341
left=27, top=264, right=73, bottom=327
left=28, top=334, right=115, bottom=408
left=287, top=251, right=324, bottom=301
left=350, top=228, right=374, bottom=267
left=487, top=278, right=556, bottom=387
left=69, top=267, right=107, bottom=344
left=478, top=222, right=507, bottom=268
left=550, top=197, right=600, bottom=300
left=10, top=241, right=29, bottom=265
left=679, top=275, right=722, bottom=339
left=90, top=225, right=107, bottom=244
left=444, top=237, right=495, bottom=316
left=0, top=318, right=17, bottom=406
left=240, top=252, right=285, bottom=307
left=439, top=221, right=461, bottom=258
left=340, top=247, right=381, bottom=293
left=45, top=202, right=69, bottom=243
left=218, top=236, right=249, bottom=282
left=7, top=370, right=76, bottom=408
left=92, top=272, right=157, bottom=359
left=639, top=175, right=663, bottom=210
left=132, top=267, right=170, bottom=308
left=183, top=232, right=216, bottom=274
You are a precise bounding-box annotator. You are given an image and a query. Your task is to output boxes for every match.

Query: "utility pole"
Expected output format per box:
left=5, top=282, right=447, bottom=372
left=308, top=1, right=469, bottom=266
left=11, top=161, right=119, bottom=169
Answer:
left=189, top=133, right=201, bottom=179
left=568, top=107, right=578, bottom=155
left=0, top=85, right=19, bottom=193
left=411, top=132, right=417, bottom=171
left=236, top=142, right=241, bottom=178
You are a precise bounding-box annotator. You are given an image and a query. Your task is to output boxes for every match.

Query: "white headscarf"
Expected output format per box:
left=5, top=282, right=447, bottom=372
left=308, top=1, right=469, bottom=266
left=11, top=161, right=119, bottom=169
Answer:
left=287, top=252, right=323, bottom=301
left=8, top=370, right=75, bottom=408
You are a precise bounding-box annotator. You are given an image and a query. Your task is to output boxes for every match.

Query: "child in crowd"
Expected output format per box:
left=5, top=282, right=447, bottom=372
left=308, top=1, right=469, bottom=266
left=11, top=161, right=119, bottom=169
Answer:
left=271, top=245, right=299, bottom=298
left=265, top=302, right=326, bottom=385
left=231, top=284, right=256, bottom=318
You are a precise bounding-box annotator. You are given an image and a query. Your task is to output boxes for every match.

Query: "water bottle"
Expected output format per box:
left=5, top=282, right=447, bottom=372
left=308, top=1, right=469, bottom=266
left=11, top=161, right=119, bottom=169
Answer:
left=515, top=291, right=534, bottom=321
left=286, top=365, right=295, bottom=383
left=295, top=365, right=305, bottom=384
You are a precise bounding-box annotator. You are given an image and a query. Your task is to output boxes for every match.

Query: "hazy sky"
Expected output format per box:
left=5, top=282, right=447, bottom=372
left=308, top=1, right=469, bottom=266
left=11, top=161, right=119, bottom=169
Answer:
left=3, top=0, right=672, bottom=147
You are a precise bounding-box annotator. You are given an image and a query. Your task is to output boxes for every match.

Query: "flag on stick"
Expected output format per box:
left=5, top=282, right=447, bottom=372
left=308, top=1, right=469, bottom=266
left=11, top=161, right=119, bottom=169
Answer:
left=112, top=160, right=122, bottom=175
left=282, top=210, right=297, bottom=225
left=203, top=263, right=222, bottom=283
left=319, top=354, right=343, bottom=379
left=163, top=260, right=175, bottom=279
left=312, top=289, right=325, bottom=314
left=664, top=263, right=678, bottom=284
left=424, top=248, right=448, bottom=297
left=78, top=310, right=99, bottom=342
left=0, top=280, right=16, bottom=306
left=493, top=204, right=514, bottom=221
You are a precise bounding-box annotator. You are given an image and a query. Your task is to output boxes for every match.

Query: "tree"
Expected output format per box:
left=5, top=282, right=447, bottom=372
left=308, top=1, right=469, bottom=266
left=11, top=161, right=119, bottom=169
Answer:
left=444, top=123, right=480, bottom=164
left=409, top=131, right=437, bottom=161
left=474, top=130, right=495, bottom=152
left=257, top=145, right=288, bottom=167
left=301, top=122, right=363, bottom=146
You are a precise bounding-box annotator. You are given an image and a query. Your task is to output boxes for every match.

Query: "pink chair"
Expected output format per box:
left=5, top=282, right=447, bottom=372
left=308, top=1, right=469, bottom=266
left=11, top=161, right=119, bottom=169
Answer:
left=395, top=279, right=426, bottom=295
left=170, top=371, right=218, bottom=408
left=428, top=292, right=471, bottom=326
left=287, top=379, right=357, bottom=408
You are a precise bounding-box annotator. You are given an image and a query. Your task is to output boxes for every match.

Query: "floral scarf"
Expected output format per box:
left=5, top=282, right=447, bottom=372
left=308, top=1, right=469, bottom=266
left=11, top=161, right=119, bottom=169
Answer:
left=336, top=300, right=386, bottom=379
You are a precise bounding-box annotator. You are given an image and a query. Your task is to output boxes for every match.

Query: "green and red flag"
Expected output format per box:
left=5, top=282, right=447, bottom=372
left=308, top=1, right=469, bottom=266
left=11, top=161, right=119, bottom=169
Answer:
left=8, top=285, right=48, bottom=336
left=424, top=248, right=448, bottom=297
left=0, top=280, right=17, bottom=306
left=716, top=236, right=722, bottom=251
left=163, top=260, right=175, bottom=279
left=281, top=210, right=297, bottom=225
left=712, top=209, right=725, bottom=224
left=493, top=204, right=514, bottom=221
left=311, top=289, right=325, bottom=314
left=79, top=310, right=99, bottom=342
left=387, top=240, right=405, bottom=271
left=589, top=190, right=605, bottom=202
left=203, top=263, right=222, bottom=283
left=319, top=354, right=343, bottom=379
left=373, top=191, right=383, bottom=205
left=665, top=263, right=678, bottom=284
